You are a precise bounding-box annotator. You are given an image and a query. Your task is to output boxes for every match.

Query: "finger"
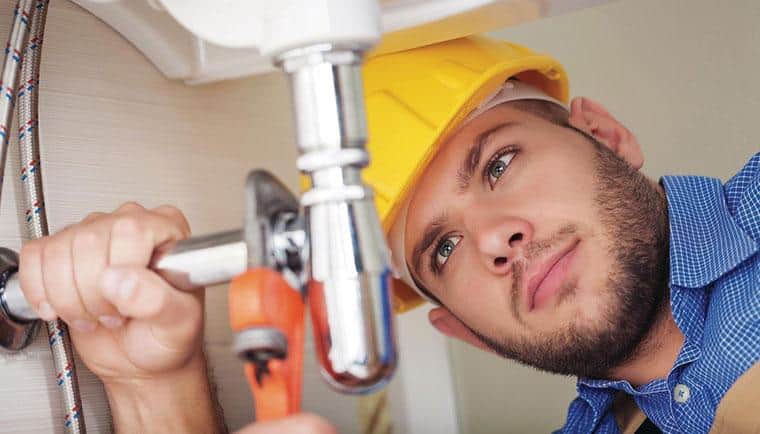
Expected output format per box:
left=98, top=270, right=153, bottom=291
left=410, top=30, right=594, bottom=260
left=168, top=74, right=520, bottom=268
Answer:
left=71, top=227, right=123, bottom=329
left=41, top=232, right=96, bottom=332
left=151, top=205, right=191, bottom=238
left=18, top=239, right=56, bottom=320
left=108, top=213, right=186, bottom=268
left=81, top=211, right=106, bottom=224
left=234, top=414, right=337, bottom=434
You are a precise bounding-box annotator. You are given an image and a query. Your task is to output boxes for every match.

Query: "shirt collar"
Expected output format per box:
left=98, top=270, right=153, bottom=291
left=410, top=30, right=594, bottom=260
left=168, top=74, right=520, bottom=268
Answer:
left=578, top=175, right=756, bottom=393
left=661, top=175, right=758, bottom=289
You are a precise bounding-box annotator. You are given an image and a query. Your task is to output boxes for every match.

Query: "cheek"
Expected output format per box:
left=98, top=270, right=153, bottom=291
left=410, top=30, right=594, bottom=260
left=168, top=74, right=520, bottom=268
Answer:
left=441, top=260, right=515, bottom=330
left=559, top=241, right=617, bottom=323
left=507, top=148, right=600, bottom=223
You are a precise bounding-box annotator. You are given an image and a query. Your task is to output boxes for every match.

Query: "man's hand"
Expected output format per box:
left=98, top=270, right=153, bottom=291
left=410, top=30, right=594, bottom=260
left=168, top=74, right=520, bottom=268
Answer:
left=19, top=201, right=200, bottom=381
left=235, top=414, right=337, bottom=434
left=19, top=202, right=221, bottom=432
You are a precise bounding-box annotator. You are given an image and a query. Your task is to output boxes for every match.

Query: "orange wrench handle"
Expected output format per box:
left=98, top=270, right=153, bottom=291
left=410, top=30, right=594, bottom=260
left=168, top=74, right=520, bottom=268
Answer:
left=228, top=268, right=305, bottom=421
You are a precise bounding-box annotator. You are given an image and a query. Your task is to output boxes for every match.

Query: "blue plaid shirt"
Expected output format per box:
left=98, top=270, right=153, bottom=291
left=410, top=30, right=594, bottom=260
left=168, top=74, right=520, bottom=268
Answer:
left=556, top=153, right=760, bottom=434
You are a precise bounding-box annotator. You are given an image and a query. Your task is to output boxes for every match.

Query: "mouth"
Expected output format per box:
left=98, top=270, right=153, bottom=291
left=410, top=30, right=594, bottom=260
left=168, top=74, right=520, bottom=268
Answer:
left=524, top=239, right=580, bottom=312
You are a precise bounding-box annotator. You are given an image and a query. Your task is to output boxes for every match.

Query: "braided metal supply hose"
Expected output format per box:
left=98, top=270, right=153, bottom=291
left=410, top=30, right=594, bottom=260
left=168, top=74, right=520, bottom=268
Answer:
left=17, top=1, right=87, bottom=432
left=0, top=0, right=33, bottom=201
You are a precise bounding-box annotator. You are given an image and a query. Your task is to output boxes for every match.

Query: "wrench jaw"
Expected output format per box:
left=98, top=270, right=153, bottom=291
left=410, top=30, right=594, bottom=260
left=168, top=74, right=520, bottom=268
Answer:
left=233, top=327, right=288, bottom=386
left=228, top=268, right=305, bottom=421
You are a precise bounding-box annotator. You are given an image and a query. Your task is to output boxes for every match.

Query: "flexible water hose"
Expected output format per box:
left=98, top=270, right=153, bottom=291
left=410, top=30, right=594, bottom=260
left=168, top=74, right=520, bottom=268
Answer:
left=16, top=1, right=87, bottom=432
left=0, top=0, right=33, bottom=201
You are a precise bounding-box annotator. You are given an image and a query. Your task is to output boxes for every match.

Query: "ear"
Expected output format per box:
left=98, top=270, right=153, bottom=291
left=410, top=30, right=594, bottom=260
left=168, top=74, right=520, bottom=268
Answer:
left=568, top=97, right=644, bottom=169
left=428, top=307, right=494, bottom=353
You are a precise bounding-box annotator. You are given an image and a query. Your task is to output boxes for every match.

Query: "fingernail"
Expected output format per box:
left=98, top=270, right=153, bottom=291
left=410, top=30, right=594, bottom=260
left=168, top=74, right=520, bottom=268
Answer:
left=101, top=269, right=120, bottom=300
left=98, top=315, right=123, bottom=329
left=119, top=274, right=137, bottom=300
left=37, top=301, right=56, bottom=320
left=72, top=319, right=96, bottom=333
left=102, top=269, right=137, bottom=300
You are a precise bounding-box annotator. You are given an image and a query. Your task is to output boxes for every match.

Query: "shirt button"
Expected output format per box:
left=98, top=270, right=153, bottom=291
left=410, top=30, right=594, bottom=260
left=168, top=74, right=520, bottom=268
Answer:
left=673, top=384, right=691, bottom=403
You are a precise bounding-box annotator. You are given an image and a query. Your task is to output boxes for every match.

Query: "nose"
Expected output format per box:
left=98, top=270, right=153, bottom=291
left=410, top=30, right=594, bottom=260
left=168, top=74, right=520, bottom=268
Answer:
left=466, top=212, right=533, bottom=274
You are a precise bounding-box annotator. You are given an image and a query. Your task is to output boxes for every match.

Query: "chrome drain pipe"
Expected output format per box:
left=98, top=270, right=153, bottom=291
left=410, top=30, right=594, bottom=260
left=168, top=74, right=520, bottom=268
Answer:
left=278, top=45, right=396, bottom=394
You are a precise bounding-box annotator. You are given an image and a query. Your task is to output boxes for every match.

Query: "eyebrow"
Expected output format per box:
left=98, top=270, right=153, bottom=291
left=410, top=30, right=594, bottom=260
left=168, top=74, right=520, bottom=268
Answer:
left=456, top=122, right=518, bottom=192
left=410, top=213, right=447, bottom=284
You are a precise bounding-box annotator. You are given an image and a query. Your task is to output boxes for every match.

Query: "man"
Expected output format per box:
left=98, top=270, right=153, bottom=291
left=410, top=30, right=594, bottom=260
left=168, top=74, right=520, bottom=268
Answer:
left=18, top=36, right=758, bottom=433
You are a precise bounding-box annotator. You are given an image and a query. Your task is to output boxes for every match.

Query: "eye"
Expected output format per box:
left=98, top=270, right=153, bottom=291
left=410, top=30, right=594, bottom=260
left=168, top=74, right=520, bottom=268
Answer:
left=486, top=150, right=517, bottom=188
left=435, top=235, right=462, bottom=267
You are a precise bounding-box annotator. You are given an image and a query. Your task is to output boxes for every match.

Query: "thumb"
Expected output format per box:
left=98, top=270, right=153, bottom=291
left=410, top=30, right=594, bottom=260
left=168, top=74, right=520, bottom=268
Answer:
left=235, top=414, right=337, bottom=434
left=99, top=265, right=204, bottom=372
left=99, top=266, right=201, bottom=324
left=99, top=265, right=203, bottom=347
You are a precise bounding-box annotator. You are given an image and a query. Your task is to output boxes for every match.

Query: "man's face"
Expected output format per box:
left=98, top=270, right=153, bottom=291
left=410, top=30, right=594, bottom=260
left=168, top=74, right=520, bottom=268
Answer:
left=402, top=103, right=669, bottom=378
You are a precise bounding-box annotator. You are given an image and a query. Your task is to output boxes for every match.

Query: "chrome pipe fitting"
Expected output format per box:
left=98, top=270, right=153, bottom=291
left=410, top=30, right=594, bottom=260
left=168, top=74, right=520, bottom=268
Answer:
left=151, top=229, right=248, bottom=291
left=278, top=45, right=397, bottom=394
left=0, top=248, right=39, bottom=350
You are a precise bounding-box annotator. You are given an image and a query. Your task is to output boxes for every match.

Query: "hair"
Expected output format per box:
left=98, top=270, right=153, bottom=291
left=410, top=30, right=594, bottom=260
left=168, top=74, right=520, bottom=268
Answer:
left=507, top=98, right=615, bottom=151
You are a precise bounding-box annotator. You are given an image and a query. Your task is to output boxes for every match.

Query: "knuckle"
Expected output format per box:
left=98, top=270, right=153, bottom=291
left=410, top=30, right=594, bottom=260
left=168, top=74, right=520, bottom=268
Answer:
left=25, top=293, right=44, bottom=308
left=71, top=229, right=101, bottom=252
left=153, top=204, right=182, bottom=217
left=57, top=223, right=76, bottom=234
left=111, top=216, right=150, bottom=240
left=116, top=201, right=145, bottom=213
left=153, top=205, right=191, bottom=237
left=41, top=238, right=68, bottom=263
left=82, top=211, right=106, bottom=223
left=50, top=297, right=82, bottom=320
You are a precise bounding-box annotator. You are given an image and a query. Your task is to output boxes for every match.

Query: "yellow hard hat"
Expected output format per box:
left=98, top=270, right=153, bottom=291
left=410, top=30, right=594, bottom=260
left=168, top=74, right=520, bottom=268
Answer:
left=362, top=36, right=569, bottom=312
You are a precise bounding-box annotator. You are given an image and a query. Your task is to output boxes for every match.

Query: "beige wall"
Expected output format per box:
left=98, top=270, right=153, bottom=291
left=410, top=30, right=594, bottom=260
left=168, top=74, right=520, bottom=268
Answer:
left=448, top=0, right=760, bottom=433
left=0, top=1, right=415, bottom=433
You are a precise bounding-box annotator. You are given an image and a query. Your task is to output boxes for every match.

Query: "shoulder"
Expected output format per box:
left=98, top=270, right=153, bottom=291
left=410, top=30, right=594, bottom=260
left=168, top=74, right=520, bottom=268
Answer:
left=695, top=153, right=760, bottom=415
left=702, top=152, right=759, bottom=331
left=724, top=152, right=760, bottom=231
left=725, top=152, right=760, bottom=191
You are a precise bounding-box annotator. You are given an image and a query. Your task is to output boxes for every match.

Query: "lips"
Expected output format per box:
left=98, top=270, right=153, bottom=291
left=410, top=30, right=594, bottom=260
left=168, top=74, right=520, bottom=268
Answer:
left=524, top=240, right=579, bottom=311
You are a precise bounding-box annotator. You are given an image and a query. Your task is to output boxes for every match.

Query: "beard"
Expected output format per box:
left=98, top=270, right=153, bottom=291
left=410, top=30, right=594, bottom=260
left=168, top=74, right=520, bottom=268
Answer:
left=466, top=137, right=670, bottom=379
